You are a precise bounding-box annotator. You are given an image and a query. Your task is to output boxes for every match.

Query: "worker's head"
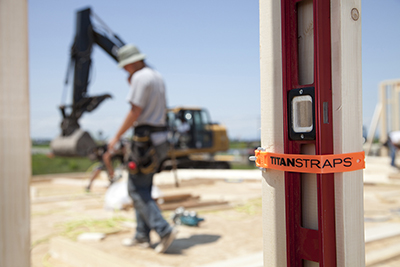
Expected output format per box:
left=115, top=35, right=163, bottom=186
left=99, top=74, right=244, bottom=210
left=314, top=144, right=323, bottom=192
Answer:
left=117, top=44, right=146, bottom=72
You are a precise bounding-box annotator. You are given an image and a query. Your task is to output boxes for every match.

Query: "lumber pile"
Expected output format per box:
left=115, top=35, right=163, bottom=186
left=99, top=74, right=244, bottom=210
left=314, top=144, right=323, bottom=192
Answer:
left=157, top=193, right=229, bottom=211
left=365, top=223, right=400, bottom=266
left=124, top=193, right=229, bottom=211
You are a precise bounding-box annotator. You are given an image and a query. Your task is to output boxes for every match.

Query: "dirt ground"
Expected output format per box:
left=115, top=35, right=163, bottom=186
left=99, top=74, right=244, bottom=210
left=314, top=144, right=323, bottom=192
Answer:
left=30, top=167, right=400, bottom=267
left=30, top=172, right=264, bottom=267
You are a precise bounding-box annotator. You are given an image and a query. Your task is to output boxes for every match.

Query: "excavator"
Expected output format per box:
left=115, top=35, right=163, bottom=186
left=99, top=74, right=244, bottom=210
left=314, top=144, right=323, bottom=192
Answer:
left=50, top=7, right=230, bottom=169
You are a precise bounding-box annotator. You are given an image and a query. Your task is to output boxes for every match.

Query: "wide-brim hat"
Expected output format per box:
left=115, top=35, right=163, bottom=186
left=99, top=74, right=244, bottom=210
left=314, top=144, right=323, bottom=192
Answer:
left=117, top=44, right=146, bottom=68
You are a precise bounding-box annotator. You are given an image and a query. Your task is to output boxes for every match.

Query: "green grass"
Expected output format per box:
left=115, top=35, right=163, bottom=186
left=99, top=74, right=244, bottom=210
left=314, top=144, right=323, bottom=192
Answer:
left=230, top=163, right=257, bottom=170
left=31, top=140, right=260, bottom=175
left=32, top=154, right=95, bottom=175
left=31, top=216, right=132, bottom=248
left=56, top=216, right=131, bottom=241
left=31, top=154, right=256, bottom=175
left=32, top=144, right=50, bottom=148
left=229, top=141, right=259, bottom=149
left=235, top=197, right=262, bottom=215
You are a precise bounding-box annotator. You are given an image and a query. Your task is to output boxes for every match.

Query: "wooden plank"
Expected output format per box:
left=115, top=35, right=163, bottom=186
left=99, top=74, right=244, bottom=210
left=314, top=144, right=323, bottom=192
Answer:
left=159, top=200, right=229, bottom=211
left=259, top=0, right=287, bottom=266
left=380, top=83, right=389, bottom=156
left=50, top=237, right=166, bottom=267
left=156, top=193, right=195, bottom=203
left=31, top=172, right=91, bottom=182
left=330, top=0, right=365, bottom=266
left=371, top=79, right=400, bottom=156
left=123, top=193, right=228, bottom=211
left=0, top=0, right=30, bottom=266
left=365, top=223, right=400, bottom=243
left=394, top=83, right=400, bottom=131
left=366, top=242, right=400, bottom=266
left=32, top=193, right=103, bottom=204
left=365, top=103, right=382, bottom=156
left=198, top=251, right=263, bottom=267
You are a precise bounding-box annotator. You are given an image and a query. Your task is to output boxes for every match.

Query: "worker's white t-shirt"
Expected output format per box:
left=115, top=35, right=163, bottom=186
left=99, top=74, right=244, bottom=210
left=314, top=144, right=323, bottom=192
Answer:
left=126, top=67, right=167, bottom=145
left=390, top=131, right=400, bottom=145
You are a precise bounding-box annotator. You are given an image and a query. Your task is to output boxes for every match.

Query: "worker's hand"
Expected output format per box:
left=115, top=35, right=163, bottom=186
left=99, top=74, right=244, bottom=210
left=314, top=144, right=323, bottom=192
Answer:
left=108, top=137, right=118, bottom=154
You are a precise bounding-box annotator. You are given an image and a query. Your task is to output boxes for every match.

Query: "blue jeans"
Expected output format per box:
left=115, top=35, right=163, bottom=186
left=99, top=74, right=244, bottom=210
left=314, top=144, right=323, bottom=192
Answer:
left=128, top=173, right=171, bottom=242
left=389, top=140, right=397, bottom=167
left=127, top=141, right=171, bottom=242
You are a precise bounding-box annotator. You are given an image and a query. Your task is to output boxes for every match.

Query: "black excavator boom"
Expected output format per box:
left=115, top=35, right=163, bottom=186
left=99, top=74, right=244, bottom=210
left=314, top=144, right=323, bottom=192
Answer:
left=51, top=7, right=125, bottom=156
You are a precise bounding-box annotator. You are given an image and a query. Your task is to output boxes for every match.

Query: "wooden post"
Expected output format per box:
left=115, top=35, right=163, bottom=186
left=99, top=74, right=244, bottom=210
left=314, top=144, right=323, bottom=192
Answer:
left=260, top=0, right=364, bottom=265
left=259, top=0, right=287, bottom=265
left=331, top=0, right=364, bottom=265
left=0, top=0, right=31, bottom=266
left=365, top=103, right=382, bottom=156
left=393, top=83, right=399, bottom=132
left=380, top=82, right=388, bottom=155
left=372, top=79, right=400, bottom=156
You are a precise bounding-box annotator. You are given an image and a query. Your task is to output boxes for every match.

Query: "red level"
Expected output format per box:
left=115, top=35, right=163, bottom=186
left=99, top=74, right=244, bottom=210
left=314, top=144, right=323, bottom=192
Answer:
left=281, top=0, right=336, bottom=266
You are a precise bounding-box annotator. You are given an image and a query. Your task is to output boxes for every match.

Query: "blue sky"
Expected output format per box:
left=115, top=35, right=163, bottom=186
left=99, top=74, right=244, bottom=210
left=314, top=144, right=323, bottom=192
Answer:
left=362, top=0, right=400, bottom=135
left=29, top=1, right=400, bottom=141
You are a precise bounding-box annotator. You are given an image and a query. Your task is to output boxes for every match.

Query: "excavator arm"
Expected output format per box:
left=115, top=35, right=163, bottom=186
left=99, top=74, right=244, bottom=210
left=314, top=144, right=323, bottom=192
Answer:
left=61, top=7, right=125, bottom=136
left=52, top=7, right=125, bottom=156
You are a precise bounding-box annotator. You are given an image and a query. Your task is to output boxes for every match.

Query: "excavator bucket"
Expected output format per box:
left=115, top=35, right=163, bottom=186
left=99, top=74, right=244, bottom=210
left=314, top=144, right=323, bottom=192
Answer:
left=50, top=129, right=97, bottom=157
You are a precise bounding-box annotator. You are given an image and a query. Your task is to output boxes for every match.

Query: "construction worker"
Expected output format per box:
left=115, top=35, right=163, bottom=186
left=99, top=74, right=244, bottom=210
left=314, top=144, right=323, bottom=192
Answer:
left=108, top=44, right=177, bottom=253
left=175, top=116, right=191, bottom=148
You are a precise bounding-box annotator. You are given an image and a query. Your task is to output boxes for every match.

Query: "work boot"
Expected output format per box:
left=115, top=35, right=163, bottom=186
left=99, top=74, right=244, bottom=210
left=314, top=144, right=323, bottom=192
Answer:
left=121, top=238, right=150, bottom=249
left=85, top=185, right=91, bottom=193
left=155, top=227, right=178, bottom=253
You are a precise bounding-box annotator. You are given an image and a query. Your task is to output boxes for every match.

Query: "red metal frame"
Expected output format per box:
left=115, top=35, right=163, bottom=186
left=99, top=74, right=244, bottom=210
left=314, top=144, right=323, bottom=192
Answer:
left=281, top=0, right=336, bottom=266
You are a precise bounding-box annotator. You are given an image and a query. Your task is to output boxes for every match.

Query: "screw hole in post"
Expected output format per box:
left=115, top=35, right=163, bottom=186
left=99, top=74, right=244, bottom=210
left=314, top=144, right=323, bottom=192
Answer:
left=351, top=8, right=359, bottom=21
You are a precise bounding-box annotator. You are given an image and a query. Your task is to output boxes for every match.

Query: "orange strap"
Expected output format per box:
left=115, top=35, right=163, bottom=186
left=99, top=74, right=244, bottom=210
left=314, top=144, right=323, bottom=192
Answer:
left=254, top=150, right=365, bottom=174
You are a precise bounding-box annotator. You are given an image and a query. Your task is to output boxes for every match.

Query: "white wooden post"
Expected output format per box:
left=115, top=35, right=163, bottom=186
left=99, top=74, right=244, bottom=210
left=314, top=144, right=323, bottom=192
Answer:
left=0, top=0, right=31, bottom=266
left=391, top=82, right=400, bottom=131
left=331, top=0, right=365, bottom=265
left=380, top=82, right=388, bottom=155
left=375, top=79, right=400, bottom=155
left=260, top=0, right=364, bottom=265
left=259, top=0, right=286, bottom=265
left=393, top=83, right=399, bottom=132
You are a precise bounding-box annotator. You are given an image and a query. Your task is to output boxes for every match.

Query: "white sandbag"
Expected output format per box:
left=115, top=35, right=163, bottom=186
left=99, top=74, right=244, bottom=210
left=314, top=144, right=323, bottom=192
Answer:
left=104, top=181, right=131, bottom=210
left=104, top=181, right=162, bottom=210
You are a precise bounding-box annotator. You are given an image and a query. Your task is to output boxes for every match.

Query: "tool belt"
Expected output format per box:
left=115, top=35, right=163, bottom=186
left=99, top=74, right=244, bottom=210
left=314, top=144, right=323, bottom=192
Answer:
left=129, top=125, right=167, bottom=175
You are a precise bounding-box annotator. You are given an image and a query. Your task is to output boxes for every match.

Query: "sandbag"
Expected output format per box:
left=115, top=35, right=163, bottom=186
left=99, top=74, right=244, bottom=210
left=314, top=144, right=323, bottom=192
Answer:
left=104, top=181, right=163, bottom=211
